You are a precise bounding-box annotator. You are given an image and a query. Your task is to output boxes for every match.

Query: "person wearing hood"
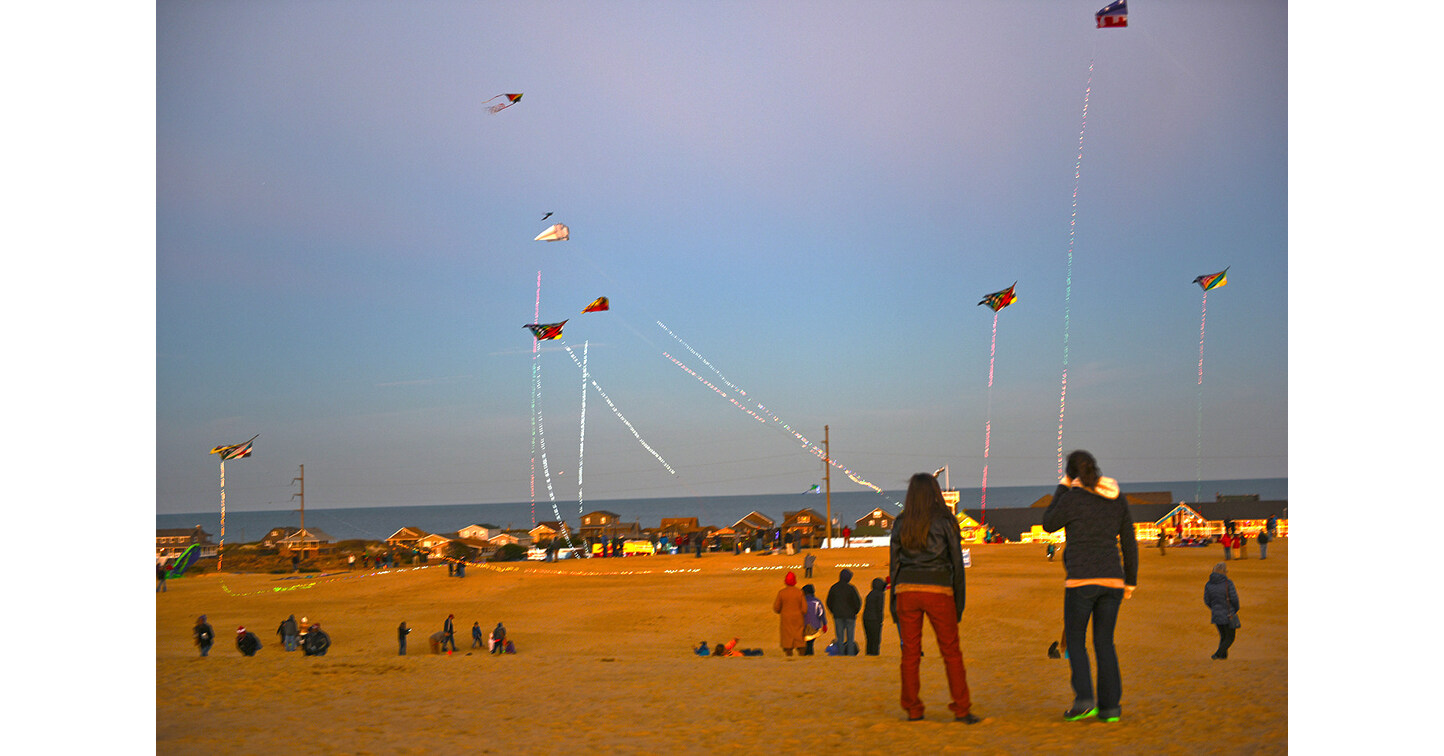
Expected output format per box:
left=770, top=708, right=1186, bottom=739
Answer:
left=1204, top=562, right=1241, bottom=660
left=302, top=623, right=331, bottom=656
left=491, top=622, right=507, bottom=654
left=277, top=614, right=299, bottom=652
left=1043, top=450, right=1139, bottom=724
left=235, top=626, right=261, bottom=656
left=862, top=577, right=887, bottom=656
left=826, top=568, right=863, bottom=656
left=801, top=584, right=827, bottom=656
left=890, top=473, right=978, bottom=723
left=772, top=571, right=806, bottom=657
left=194, top=615, right=214, bottom=657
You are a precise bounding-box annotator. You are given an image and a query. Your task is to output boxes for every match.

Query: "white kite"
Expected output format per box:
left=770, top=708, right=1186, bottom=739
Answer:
left=534, top=223, right=570, bottom=242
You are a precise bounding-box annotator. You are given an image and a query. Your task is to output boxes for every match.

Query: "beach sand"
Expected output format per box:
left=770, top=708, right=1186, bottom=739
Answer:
left=157, top=541, right=1286, bottom=754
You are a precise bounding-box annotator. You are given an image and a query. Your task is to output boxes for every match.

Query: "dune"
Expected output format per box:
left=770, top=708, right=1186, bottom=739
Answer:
left=157, top=541, right=1286, bottom=754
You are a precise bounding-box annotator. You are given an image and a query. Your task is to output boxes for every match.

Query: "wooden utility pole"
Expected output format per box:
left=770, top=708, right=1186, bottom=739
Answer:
left=291, top=464, right=305, bottom=531
left=824, top=425, right=832, bottom=547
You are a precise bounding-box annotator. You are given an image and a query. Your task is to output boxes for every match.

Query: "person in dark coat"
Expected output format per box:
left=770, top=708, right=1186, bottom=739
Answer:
left=398, top=621, right=411, bottom=655
left=235, top=626, right=261, bottom=656
left=194, top=615, right=214, bottom=657
left=302, top=624, right=331, bottom=656
left=278, top=614, right=299, bottom=652
left=1204, top=563, right=1241, bottom=660
left=472, top=622, right=484, bottom=648
left=442, top=614, right=457, bottom=652
left=1042, top=450, right=1138, bottom=724
left=1256, top=529, right=1272, bottom=560
left=803, top=552, right=816, bottom=579
left=826, top=568, right=863, bottom=656
left=862, top=577, right=887, bottom=656
left=491, top=622, right=507, bottom=654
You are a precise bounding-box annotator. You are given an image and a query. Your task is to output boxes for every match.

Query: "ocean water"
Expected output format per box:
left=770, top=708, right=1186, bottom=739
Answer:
left=156, top=477, right=1286, bottom=543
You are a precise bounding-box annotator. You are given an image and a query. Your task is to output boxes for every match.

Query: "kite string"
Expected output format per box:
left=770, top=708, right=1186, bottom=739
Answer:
left=981, top=311, right=998, bottom=517
left=561, top=342, right=677, bottom=475
left=530, top=271, right=542, bottom=525
left=657, top=323, right=897, bottom=507
left=1194, top=292, right=1207, bottom=503
left=578, top=341, right=588, bottom=519
left=1058, top=57, right=1094, bottom=477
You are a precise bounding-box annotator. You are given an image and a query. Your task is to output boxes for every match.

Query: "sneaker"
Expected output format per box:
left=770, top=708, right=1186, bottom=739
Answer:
left=955, top=713, right=982, bottom=724
left=1063, top=706, right=1097, bottom=721
left=1097, top=709, right=1121, bottom=723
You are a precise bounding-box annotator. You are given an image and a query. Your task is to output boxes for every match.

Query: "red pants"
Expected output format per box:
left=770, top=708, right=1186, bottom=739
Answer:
left=897, top=590, right=972, bottom=718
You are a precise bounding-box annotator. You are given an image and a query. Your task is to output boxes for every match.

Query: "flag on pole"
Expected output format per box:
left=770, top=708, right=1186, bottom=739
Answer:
left=1096, top=1, right=1128, bottom=28
left=209, top=435, right=257, bottom=460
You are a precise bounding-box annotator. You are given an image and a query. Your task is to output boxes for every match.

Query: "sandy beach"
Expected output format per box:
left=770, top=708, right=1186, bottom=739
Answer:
left=157, top=541, right=1286, bottom=754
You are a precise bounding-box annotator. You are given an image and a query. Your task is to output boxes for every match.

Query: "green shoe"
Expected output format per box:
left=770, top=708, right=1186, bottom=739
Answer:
left=1063, top=706, right=1098, bottom=721
left=1098, top=711, right=1121, bottom=723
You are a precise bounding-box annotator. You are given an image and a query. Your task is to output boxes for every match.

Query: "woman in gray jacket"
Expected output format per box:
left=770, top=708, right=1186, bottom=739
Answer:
left=1204, top=562, right=1241, bottom=660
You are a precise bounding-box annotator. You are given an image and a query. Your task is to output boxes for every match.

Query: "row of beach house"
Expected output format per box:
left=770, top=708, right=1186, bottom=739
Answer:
left=156, top=490, right=1286, bottom=563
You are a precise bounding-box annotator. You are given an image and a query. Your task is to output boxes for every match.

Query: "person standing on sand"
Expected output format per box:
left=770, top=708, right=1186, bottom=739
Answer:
left=442, top=614, right=457, bottom=653
left=278, top=614, right=299, bottom=652
left=803, top=552, right=815, bottom=579
left=398, top=621, right=411, bottom=655
left=801, top=584, right=827, bottom=656
left=889, top=472, right=979, bottom=724
left=1256, top=529, right=1271, bottom=560
left=1204, top=562, right=1241, bottom=660
left=862, top=577, right=887, bottom=656
left=826, top=568, right=862, bottom=656
left=491, top=622, right=507, bottom=654
left=1042, top=450, right=1138, bottom=724
left=472, top=621, right=484, bottom=649
left=1221, top=532, right=1233, bottom=561
left=194, top=615, right=214, bottom=657
left=1236, top=532, right=1248, bottom=559
left=773, top=571, right=806, bottom=657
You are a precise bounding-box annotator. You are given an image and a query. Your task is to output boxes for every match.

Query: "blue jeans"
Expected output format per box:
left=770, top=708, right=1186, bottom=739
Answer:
left=284, top=634, right=298, bottom=652
left=834, top=617, right=857, bottom=654
left=1259, top=542, right=1269, bottom=559
left=1063, top=585, right=1124, bottom=713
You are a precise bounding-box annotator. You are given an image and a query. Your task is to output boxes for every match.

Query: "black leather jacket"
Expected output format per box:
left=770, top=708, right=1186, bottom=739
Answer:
left=888, top=510, right=967, bottom=622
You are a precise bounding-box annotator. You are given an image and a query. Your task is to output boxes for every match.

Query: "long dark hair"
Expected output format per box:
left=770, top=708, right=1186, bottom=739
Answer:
left=897, top=472, right=944, bottom=550
left=1065, top=450, right=1100, bottom=489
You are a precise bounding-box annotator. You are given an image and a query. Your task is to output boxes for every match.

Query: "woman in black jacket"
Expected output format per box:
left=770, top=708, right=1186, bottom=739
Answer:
left=1043, top=450, right=1138, bottom=724
left=889, top=472, right=980, bottom=723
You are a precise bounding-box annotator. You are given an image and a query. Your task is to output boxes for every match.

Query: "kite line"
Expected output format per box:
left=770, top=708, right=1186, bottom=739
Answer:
left=1192, top=267, right=1228, bottom=503
left=977, top=284, right=1017, bottom=524
left=657, top=321, right=897, bottom=507
left=1057, top=58, right=1094, bottom=477
left=530, top=271, right=542, bottom=525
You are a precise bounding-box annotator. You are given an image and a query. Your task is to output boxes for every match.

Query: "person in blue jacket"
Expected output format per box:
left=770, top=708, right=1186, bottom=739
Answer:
left=1204, top=562, right=1241, bottom=660
left=1043, top=450, right=1138, bottom=724
left=801, top=584, right=827, bottom=656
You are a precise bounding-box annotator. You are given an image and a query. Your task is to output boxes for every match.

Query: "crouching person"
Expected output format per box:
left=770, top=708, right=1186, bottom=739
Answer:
left=302, top=624, right=331, bottom=656
left=236, top=626, right=261, bottom=656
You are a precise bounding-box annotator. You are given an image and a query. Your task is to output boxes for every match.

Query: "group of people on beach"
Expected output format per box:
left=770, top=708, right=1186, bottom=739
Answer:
left=191, top=614, right=330, bottom=657
left=767, top=451, right=1257, bottom=724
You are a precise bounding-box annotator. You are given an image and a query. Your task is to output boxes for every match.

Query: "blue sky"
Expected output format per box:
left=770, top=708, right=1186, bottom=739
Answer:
left=151, top=0, right=1291, bottom=515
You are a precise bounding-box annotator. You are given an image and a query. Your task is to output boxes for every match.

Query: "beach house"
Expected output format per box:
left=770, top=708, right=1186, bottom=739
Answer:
left=155, top=526, right=217, bottom=562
